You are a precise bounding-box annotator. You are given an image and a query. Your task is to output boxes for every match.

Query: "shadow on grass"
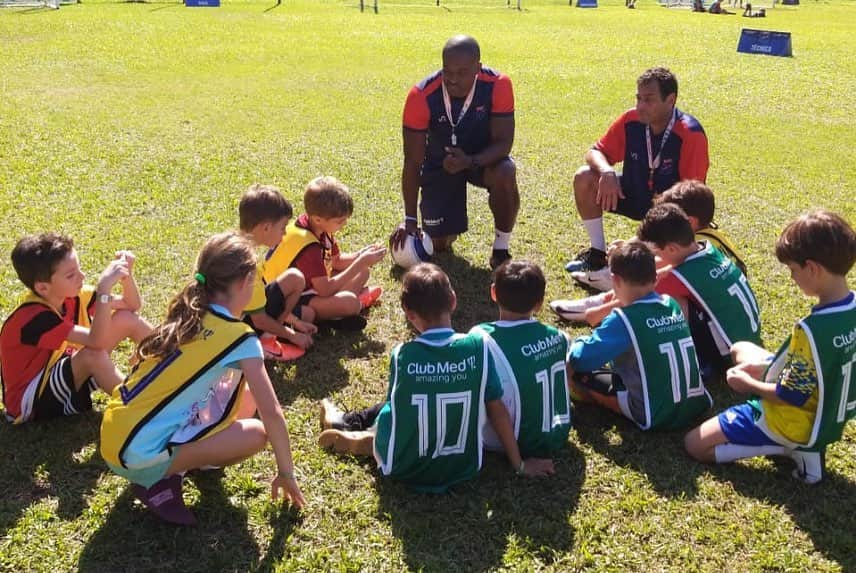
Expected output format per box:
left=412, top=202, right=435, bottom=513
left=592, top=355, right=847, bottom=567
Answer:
left=78, top=470, right=302, bottom=572
left=709, top=458, right=856, bottom=571
left=267, top=329, right=386, bottom=406
left=375, top=443, right=585, bottom=571
left=434, top=251, right=495, bottom=330
left=0, top=411, right=104, bottom=537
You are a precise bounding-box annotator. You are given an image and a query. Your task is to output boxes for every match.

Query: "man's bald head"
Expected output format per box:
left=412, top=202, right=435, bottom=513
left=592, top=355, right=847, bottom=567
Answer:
left=442, top=35, right=481, bottom=62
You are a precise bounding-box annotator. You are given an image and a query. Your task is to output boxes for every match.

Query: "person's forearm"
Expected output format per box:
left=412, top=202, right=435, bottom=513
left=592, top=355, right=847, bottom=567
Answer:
left=741, top=378, right=786, bottom=404
left=119, top=277, right=143, bottom=311
left=486, top=400, right=523, bottom=469
left=472, top=139, right=512, bottom=167
left=312, top=262, right=365, bottom=297
left=584, top=149, right=613, bottom=173
left=401, top=161, right=421, bottom=218
left=250, top=312, right=297, bottom=341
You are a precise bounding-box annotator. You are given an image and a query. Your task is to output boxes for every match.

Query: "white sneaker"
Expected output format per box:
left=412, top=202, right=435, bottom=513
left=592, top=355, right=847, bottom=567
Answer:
left=550, top=293, right=610, bottom=322
left=789, top=450, right=823, bottom=484
left=570, top=267, right=613, bottom=291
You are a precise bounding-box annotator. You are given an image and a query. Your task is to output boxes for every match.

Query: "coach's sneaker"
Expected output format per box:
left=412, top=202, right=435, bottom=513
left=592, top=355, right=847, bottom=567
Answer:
left=570, top=267, right=613, bottom=291
left=564, top=247, right=607, bottom=273
left=489, top=249, right=512, bottom=270
left=789, top=450, right=824, bottom=484
left=318, top=429, right=374, bottom=457
left=320, top=398, right=347, bottom=431
left=132, top=474, right=196, bottom=526
left=550, top=292, right=610, bottom=322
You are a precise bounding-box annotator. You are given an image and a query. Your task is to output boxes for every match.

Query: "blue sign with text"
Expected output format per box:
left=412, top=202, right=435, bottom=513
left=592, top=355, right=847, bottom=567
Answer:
left=737, top=29, right=792, bottom=57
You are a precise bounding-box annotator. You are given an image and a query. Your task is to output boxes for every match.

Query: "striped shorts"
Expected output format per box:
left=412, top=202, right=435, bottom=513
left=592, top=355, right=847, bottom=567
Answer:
left=32, top=355, right=96, bottom=421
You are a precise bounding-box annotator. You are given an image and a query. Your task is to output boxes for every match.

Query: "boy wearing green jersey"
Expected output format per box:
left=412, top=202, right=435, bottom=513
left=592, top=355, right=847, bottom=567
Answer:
left=637, top=203, right=762, bottom=380
left=568, top=242, right=713, bottom=430
left=470, top=261, right=573, bottom=458
left=685, top=211, right=856, bottom=484
left=318, top=263, right=554, bottom=491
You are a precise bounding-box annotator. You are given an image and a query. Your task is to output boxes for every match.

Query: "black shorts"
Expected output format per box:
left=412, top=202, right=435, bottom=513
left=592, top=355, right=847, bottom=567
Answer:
left=419, top=165, right=488, bottom=237
left=31, top=355, right=96, bottom=421
left=612, top=173, right=657, bottom=221
left=244, top=283, right=306, bottom=334
left=572, top=370, right=625, bottom=396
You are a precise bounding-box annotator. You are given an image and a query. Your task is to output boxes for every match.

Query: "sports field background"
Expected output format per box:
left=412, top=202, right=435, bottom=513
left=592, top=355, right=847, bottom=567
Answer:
left=1, top=0, right=854, bottom=570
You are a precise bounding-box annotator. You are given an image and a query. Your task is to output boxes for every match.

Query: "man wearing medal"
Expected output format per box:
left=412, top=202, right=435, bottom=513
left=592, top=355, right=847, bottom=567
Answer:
left=391, top=35, right=519, bottom=270
left=565, top=67, right=709, bottom=290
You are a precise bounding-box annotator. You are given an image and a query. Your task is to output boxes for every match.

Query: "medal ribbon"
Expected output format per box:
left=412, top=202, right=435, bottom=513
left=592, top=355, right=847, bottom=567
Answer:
left=645, top=108, right=677, bottom=191
left=442, top=74, right=478, bottom=147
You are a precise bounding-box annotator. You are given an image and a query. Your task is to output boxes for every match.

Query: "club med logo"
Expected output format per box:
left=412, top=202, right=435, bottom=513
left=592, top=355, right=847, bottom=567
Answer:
left=833, top=327, right=856, bottom=349
left=521, top=333, right=564, bottom=357
left=407, top=356, right=477, bottom=375
left=646, top=313, right=684, bottom=329
left=709, top=260, right=733, bottom=280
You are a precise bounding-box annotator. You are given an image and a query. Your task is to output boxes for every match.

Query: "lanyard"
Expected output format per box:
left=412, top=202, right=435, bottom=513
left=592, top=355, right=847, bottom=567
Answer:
left=645, top=108, right=677, bottom=191
left=442, top=74, right=478, bottom=147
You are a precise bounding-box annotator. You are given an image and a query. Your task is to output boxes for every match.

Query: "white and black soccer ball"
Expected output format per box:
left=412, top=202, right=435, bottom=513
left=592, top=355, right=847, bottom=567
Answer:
left=391, top=232, right=433, bottom=269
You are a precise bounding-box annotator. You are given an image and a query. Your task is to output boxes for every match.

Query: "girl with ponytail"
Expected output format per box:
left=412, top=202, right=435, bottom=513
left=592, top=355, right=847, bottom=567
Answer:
left=101, top=232, right=305, bottom=525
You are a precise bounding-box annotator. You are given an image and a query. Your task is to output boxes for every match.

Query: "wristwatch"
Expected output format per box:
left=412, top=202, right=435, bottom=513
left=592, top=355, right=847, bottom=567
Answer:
left=98, top=293, right=112, bottom=304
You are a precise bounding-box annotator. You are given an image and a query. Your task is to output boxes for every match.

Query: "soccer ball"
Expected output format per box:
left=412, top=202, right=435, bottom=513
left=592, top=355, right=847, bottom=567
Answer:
left=391, top=232, right=433, bottom=269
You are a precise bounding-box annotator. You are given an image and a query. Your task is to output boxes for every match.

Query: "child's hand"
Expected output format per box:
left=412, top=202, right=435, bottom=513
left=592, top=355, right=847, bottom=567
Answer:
left=97, top=258, right=130, bottom=293
left=115, top=250, right=136, bottom=274
left=725, top=366, right=754, bottom=394
left=734, top=360, right=769, bottom=381
left=287, top=330, right=314, bottom=350
left=271, top=473, right=306, bottom=509
left=522, top=458, right=555, bottom=478
left=362, top=245, right=387, bottom=266
left=292, top=319, right=318, bottom=335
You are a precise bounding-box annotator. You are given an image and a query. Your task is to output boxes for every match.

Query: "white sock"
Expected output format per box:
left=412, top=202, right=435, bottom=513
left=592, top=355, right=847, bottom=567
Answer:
left=582, top=218, right=606, bottom=252
left=493, top=229, right=511, bottom=250
left=714, top=443, right=786, bottom=463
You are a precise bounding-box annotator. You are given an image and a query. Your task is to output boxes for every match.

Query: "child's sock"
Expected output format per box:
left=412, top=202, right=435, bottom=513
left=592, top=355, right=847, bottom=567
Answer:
left=493, top=229, right=512, bottom=250
left=582, top=218, right=606, bottom=252
left=714, top=443, right=786, bottom=463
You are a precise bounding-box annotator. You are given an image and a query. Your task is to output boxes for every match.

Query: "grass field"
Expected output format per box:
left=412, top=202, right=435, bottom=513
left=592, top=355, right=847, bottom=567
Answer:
left=1, top=0, right=854, bottom=570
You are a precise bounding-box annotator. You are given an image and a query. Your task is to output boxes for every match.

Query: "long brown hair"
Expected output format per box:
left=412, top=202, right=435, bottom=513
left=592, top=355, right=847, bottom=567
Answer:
left=137, top=232, right=257, bottom=359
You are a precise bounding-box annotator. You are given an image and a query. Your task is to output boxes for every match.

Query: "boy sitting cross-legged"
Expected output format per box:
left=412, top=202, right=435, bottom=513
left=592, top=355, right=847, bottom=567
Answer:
left=470, top=260, right=573, bottom=458
left=263, top=176, right=386, bottom=331
left=568, top=241, right=713, bottom=430
left=637, top=204, right=761, bottom=380
left=238, top=183, right=317, bottom=361
left=1, top=233, right=152, bottom=423
left=552, top=180, right=747, bottom=326
left=318, top=263, right=554, bottom=492
left=685, top=210, right=856, bottom=484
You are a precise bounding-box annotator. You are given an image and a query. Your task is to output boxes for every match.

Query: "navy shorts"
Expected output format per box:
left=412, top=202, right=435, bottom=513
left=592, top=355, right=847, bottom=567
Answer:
left=32, top=355, right=96, bottom=421
left=611, top=173, right=657, bottom=221
left=419, top=165, right=488, bottom=237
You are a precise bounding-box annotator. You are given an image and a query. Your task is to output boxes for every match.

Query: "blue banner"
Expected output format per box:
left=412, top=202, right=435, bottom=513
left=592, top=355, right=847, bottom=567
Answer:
left=737, top=29, right=793, bottom=57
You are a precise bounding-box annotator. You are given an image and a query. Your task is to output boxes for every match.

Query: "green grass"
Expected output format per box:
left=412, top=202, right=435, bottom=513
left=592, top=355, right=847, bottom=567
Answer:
left=1, top=0, right=854, bottom=570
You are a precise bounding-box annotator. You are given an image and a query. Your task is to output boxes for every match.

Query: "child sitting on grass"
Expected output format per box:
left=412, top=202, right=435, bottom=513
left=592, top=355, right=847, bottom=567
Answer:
left=1, top=233, right=151, bottom=423
left=238, top=183, right=317, bottom=361
left=568, top=241, right=713, bottom=430
left=318, top=263, right=554, bottom=492
left=263, top=176, right=386, bottom=331
left=685, top=210, right=856, bottom=484
left=552, top=180, right=746, bottom=326
left=470, top=260, right=573, bottom=458
left=100, top=232, right=305, bottom=525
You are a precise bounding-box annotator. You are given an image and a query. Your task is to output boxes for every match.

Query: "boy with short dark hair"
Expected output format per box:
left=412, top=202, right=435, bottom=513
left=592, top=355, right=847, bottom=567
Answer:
left=685, top=210, right=856, bottom=483
left=553, top=180, right=747, bottom=326
left=239, top=183, right=317, bottom=361
left=317, top=263, right=554, bottom=491
left=568, top=241, right=712, bottom=430
left=470, top=261, right=573, bottom=457
left=264, top=176, right=386, bottom=328
left=1, top=233, right=151, bottom=423
left=638, top=203, right=762, bottom=378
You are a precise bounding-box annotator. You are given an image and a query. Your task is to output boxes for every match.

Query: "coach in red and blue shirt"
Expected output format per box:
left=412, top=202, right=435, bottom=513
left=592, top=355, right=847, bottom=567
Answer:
left=566, top=67, right=709, bottom=291
left=390, top=35, right=519, bottom=270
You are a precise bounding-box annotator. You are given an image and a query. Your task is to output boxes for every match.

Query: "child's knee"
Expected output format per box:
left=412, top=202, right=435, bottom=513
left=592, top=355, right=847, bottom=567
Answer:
left=342, top=293, right=362, bottom=315
left=278, top=269, right=305, bottom=293
left=246, top=423, right=269, bottom=452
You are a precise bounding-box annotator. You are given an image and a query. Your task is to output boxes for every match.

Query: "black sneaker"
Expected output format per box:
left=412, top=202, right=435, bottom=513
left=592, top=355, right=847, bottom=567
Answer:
left=489, top=249, right=512, bottom=270
left=564, top=248, right=607, bottom=273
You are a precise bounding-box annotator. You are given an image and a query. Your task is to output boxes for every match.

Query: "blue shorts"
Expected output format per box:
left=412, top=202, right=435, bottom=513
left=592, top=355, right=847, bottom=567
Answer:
left=612, top=174, right=657, bottom=221
left=107, top=445, right=180, bottom=488
left=717, top=401, right=780, bottom=446
left=419, top=164, right=490, bottom=237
